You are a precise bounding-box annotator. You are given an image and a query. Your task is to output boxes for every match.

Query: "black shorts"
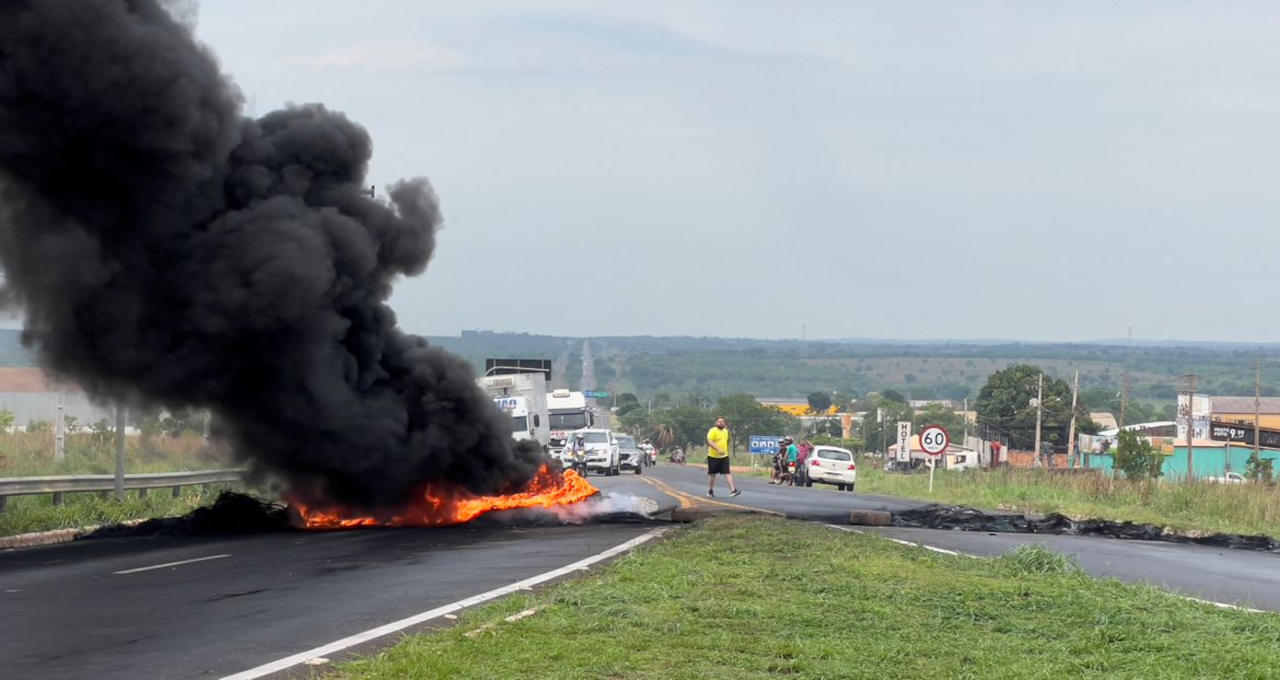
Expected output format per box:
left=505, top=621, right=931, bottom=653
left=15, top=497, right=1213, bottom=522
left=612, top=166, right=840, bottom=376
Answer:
left=707, top=456, right=731, bottom=475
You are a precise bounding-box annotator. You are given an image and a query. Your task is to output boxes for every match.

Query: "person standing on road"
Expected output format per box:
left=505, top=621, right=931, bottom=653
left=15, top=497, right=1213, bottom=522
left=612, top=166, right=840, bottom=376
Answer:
left=706, top=417, right=740, bottom=497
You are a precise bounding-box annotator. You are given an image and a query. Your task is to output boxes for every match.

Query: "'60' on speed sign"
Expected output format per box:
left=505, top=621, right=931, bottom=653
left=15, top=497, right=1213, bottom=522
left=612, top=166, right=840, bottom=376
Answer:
left=919, top=425, right=949, bottom=456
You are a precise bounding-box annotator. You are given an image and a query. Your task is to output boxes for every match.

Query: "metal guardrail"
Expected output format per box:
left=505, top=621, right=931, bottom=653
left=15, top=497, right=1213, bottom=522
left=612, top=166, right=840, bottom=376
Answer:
left=0, top=469, right=244, bottom=511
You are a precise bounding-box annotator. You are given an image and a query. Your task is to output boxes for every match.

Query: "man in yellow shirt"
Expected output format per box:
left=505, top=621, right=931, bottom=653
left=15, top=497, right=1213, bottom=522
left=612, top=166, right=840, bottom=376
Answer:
left=706, top=417, right=741, bottom=497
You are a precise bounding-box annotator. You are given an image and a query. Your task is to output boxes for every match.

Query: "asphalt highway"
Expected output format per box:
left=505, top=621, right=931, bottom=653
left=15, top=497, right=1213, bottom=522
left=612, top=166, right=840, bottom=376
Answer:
left=619, top=463, right=1280, bottom=612
left=0, top=519, right=659, bottom=679
left=5, top=461, right=1280, bottom=679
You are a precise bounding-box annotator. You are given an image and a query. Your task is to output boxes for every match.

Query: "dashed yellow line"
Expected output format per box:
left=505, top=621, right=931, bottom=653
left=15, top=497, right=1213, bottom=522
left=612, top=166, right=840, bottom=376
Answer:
left=637, top=475, right=783, bottom=516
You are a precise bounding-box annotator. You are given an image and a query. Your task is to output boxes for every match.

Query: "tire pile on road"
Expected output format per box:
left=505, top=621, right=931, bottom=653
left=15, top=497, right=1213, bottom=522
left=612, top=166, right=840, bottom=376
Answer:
left=892, top=504, right=1280, bottom=553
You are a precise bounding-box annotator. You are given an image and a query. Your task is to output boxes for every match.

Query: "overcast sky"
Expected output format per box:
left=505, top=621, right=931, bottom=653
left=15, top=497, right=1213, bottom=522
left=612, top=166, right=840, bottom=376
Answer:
left=191, top=1, right=1279, bottom=342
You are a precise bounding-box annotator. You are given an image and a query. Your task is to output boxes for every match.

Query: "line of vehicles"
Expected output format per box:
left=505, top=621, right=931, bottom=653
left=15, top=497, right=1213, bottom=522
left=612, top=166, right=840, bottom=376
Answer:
left=474, top=366, right=656, bottom=476
left=472, top=364, right=846, bottom=486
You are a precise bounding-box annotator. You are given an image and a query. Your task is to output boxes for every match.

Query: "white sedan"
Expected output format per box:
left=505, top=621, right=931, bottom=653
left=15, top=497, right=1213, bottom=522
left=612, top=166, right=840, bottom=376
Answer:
left=804, top=446, right=857, bottom=491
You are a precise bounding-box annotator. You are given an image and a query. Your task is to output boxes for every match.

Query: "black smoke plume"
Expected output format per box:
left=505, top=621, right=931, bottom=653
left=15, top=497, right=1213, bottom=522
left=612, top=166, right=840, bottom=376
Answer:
left=0, top=0, right=545, bottom=509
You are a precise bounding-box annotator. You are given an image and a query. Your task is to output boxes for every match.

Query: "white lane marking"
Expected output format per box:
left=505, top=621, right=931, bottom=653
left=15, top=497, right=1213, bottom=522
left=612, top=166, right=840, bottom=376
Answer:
left=825, top=524, right=1272, bottom=614
left=113, top=553, right=231, bottom=575
left=220, top=527, right=668, bottom=680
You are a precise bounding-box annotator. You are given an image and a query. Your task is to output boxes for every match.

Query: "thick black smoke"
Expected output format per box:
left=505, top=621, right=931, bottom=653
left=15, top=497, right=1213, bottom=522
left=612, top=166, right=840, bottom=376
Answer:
left=0, top=0, right=545, bottom=509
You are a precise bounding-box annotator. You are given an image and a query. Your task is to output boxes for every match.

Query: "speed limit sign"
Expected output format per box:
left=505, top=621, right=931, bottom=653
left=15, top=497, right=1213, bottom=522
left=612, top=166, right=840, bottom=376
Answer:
left=919, top=425, right=949, bottom=456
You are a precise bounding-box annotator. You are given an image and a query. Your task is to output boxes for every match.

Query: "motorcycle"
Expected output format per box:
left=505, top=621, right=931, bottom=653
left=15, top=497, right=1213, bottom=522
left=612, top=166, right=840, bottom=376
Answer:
left=567, top=446, right=588, bottom=476
left=668, top=447, right=686, bottom=465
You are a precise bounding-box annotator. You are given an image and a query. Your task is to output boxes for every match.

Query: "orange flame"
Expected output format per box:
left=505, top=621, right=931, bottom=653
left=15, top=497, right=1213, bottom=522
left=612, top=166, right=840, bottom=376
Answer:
left=291, top=466, right=599, bottom=529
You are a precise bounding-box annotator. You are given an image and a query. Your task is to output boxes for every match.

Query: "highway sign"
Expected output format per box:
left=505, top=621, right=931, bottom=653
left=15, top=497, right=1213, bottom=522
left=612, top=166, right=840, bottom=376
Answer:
left=749, top=435, right=783, bottom=454
left=920, top=425, right=949, bottom=456
left=583, top=390, right=610, bottom=399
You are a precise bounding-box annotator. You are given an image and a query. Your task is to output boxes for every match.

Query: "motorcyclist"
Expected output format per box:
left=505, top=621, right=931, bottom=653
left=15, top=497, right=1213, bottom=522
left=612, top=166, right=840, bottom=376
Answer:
left=784, top=437, right=800, bottom=486
left=568, top=432, right=588, bottom=475
left=770, top=436, right=793, bottom=484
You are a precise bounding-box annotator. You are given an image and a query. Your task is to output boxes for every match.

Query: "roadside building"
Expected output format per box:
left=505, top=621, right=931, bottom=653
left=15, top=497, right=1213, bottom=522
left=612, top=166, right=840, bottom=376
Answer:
left=0, top=367, right=114, bottom=430
left=756, top=397, right=839, bottom=417
left=1090, top=412, right=1118, bottom=431
left=1210, top=396, right=1280, bottom=429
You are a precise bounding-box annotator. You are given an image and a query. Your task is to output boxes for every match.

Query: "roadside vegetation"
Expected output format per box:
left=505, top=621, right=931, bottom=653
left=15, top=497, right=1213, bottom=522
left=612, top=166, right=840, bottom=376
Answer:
left=339, top=516, right=1280, bottom=679
left=0, top=414, right=239, bottom=536
left=0, top=483, right=242, bottom=537
left=0, top=429, right=231, bottom=477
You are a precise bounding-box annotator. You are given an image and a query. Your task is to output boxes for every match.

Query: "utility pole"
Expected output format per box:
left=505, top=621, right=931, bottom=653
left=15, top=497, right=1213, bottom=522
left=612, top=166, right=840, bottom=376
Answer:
left=1253, top=360, right=1261, bottom=472
left=879, top=408, right=888, bottom=457
left=1067, top=370, right=1080, bottom=468
left=1183, top=374, right=1196, bottom=482
left=1034, top=372, right=1044, bottom=467
left=1120, top=327, right=1131, bottom=428
left=54, top=385, right=65, bottom=462
left=963, top=397, right=969, bottom=444
left=114, top=401, right=126, bottom=501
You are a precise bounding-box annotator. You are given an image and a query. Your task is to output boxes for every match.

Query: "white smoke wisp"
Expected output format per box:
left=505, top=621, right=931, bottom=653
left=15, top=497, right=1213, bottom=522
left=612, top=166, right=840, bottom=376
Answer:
left=535, top=493, right=660, bottom=524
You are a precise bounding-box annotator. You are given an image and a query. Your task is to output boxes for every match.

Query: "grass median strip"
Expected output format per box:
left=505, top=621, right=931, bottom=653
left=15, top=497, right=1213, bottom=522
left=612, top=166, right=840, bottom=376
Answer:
left=337, top=516, right=1280, bottom=679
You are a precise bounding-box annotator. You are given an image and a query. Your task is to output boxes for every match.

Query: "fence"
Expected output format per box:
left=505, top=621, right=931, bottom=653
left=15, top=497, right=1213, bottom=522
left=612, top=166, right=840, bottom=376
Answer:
left=0, top=469, right=243, bottom=511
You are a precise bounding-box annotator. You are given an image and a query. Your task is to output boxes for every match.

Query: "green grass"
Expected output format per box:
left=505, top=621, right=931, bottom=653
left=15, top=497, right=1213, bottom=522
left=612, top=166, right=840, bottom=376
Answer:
left=857, top=464, right=1280, bottom=539
left=0, top=483, right=244, bottom=536
left=337, top=516, right=1280, bottom=679
left=0, top=431, right=233, bottom=476
left=0, top=431, right=243, bottom=536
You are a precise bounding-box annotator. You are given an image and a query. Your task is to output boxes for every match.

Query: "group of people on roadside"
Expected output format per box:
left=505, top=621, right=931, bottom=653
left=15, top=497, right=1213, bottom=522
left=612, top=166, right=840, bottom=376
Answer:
left=770, top=436, right=813, bottom=486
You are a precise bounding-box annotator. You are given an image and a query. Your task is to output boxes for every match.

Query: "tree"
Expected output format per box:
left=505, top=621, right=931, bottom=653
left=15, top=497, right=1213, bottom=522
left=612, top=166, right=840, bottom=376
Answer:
left=89, top=418, right=113, bottom=447
left=913, top=402, right=965, bottom=440
left=666, top=405, right=714, bottom=449
left=975, top=365, right=1093, bottom=450
left=0, top=409, right=13, bottom=431
left=881, top=389, right=907, bottom=404
left=615, top=392, right=642, bottom=417
left=806, top=391, right=832, bottom=415
left=860, top=394, right=912, bottom=454
left=1245, top=451, right=1274, bottom=483
left=1112, top=430, right=1163, bottom=480
left=716, top=394, right=797, bottom=452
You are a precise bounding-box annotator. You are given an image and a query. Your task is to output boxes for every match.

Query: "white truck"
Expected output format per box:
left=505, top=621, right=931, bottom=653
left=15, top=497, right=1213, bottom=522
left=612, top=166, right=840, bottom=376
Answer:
left=547, top=389, right=594, bottom=458
left=476, top=373, right=550, bottom=451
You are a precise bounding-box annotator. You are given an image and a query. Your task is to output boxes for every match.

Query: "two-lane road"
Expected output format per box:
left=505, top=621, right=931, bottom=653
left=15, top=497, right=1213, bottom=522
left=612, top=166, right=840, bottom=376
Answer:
left=5, top=462, right=1280, bottom=679
left=598, top=463, right=1280, bottom=613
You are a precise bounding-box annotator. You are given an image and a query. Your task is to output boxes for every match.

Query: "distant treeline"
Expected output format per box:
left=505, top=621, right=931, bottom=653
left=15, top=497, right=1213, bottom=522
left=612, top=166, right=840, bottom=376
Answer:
left=428, top=331, right=1280, bottom=404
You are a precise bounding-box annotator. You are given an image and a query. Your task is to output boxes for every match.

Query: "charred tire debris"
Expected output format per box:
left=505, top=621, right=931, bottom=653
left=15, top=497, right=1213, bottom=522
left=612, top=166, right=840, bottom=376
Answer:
left=79, top=492, right=664, bottom=539
left=884, top=503, right=1280, bottom=553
